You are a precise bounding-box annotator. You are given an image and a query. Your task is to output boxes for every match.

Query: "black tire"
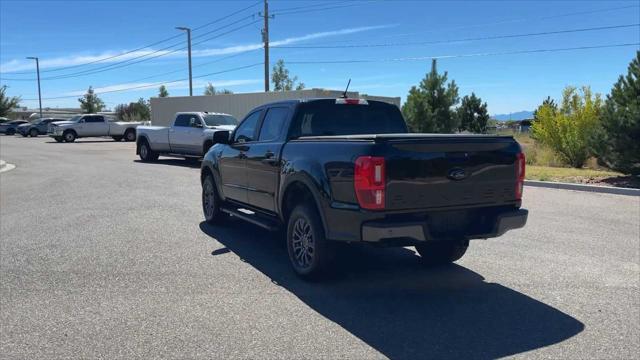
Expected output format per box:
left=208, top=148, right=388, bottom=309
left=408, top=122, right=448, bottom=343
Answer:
left=54, top=137, right=63, bottom=143
left=30, top=129, right=39, bottom=137
left=112, top=136, right=123, bottom=142
left=124, top=129, right=136, bottom=142
left=63, top=130, right=76, bottom=143
left=6, top=129, right=15, bottom=136
left=138, top=140, right=159, bottom=162
left=287, top=204, right=330, bottom=279
left=415, top=239, right=469, bottom=267
left=202, top=173, right=227, bottom=224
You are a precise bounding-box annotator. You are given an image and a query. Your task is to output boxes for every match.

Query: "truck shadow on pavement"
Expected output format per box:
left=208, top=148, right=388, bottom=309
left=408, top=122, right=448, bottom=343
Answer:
left=200, top=220, right=584, bottom=360
left=132, top=159, right=201, bottom=168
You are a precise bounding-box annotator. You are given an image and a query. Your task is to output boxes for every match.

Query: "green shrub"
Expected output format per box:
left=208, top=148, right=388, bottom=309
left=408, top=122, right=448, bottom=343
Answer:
left=531, top=86, right=602, bottom=168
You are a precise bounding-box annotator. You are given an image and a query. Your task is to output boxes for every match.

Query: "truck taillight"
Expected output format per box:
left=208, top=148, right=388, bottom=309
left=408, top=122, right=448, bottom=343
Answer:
left=354, top=156, right=385, bottom=210
left=515, top=152, right=526, bottom=200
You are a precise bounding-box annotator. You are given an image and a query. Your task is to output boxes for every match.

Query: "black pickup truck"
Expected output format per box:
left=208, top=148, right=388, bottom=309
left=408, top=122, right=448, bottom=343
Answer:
left=201, top=98, right=528, bottom=278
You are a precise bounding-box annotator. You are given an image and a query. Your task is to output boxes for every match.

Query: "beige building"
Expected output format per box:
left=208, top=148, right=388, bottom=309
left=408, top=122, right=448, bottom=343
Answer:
left=149, top=89, right=401, bottom=127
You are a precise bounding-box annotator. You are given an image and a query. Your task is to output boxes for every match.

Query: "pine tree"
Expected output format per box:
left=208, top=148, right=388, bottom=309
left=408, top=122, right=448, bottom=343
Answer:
left=457, top=93, right=490, bottom=133
left=593, top=51, right=640, bottom=175
left=402, top=59, right=459, bottom=133
left=0, top=86, right=21, bottom=117
left=78, top=86, right=105, bottom=113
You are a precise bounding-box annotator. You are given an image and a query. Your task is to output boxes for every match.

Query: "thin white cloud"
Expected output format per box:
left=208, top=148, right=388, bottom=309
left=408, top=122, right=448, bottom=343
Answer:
left=1, top=25, right=394, bottom=73
left=62, top=79, right=261, bottom=96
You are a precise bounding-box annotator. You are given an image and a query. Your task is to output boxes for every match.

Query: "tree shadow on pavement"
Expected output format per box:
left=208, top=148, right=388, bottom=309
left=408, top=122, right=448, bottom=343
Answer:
left=199, top=220, right=584, bottom=359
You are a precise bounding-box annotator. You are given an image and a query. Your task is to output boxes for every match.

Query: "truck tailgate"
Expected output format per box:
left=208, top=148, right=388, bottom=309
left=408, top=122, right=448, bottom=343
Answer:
left=380, top=135, right=520, bottom=210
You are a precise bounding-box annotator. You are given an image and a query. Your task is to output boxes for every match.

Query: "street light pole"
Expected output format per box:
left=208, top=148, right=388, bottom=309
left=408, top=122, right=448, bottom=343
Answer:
left=175, top=27, right=193, bottom=96
left=26, top=56, right=43, bottom=119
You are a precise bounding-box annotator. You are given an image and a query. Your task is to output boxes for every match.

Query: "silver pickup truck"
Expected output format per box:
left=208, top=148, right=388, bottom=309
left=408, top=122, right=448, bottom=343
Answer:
left=136, top=112, right=238, bottom=161
left=48, top=114, right=144, bottom=143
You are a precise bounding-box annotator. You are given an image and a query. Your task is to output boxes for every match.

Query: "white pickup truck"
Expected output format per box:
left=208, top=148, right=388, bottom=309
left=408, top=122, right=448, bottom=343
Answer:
left=48, top=114, right=144, bottom=143
left=136, top=112, right=238, bottom=161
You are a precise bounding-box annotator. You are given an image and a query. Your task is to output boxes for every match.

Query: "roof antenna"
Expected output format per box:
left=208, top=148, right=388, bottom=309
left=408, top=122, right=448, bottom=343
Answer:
left=341, top=79, right=351, bottom=98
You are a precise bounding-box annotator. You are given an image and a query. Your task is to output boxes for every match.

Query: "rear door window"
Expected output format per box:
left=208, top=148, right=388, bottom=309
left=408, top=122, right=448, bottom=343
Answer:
left=85, top=116, right=104, bottom=123
left=258, top=107, right=288, bottom=142
left=174, top=115, right=190, bottom=127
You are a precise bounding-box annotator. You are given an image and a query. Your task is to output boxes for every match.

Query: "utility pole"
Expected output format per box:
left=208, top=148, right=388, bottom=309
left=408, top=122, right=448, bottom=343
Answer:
left=26, top=57, right=43, bottom=119
left=176, top=27, right=193, bottom=96
left=260, top=0, right=273, bottom=92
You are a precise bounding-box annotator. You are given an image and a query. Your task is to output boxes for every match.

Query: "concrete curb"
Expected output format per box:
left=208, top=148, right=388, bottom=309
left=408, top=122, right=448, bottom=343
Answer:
left=525, top=180, right=639, bottom=197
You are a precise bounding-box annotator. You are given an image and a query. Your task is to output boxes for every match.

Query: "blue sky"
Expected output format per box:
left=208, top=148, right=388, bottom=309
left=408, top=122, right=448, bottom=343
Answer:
left=1, top=0, right=638, bottom=115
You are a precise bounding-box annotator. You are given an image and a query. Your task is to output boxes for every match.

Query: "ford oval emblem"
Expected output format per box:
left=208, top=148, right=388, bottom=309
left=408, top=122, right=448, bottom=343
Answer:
left=448, top=168, right=467, bottom=181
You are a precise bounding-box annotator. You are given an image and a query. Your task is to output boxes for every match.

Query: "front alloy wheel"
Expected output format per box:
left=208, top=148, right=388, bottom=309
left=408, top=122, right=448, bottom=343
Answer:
left=64, top=131, right=76, bottom=142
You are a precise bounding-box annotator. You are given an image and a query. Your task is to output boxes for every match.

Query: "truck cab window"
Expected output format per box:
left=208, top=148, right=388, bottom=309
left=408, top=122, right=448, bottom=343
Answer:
left=189, top=117, right=202, bottom=128
left=234, top=111, right=261, bottom=143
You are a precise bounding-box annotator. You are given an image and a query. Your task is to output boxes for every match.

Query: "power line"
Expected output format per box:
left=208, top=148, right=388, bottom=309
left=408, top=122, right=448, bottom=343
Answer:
left=273, top=23, right=640, bottom=49
left=1, top=1, right=262, bottom=76
left=271, top=1, right=376, bottom=16
left=193, top=0, right=261, bottom=31
left=2, top=19, right=261, bottom=82
left=85, top=48, right=262, bottom=85
left=285, top=43, right=640, bottom=64
left=22, top=62, right=263, bottom=101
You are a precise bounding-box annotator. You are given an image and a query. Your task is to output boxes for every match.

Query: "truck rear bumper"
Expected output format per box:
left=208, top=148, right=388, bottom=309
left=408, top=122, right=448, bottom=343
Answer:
left=361, top=208, right=528, bottom=243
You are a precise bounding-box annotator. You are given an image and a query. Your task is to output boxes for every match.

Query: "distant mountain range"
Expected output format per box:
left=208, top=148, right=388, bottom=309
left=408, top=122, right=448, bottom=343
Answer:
left=491, top=111, right=534, bottom=121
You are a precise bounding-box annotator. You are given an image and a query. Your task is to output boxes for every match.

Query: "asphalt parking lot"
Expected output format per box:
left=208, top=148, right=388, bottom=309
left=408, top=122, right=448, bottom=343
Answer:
left=1, top=134, right=638, bottom=359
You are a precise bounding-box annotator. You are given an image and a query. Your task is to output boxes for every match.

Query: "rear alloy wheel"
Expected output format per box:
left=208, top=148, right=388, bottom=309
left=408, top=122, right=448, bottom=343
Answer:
left=124, top=130, right=136, bottom=142
left=202, top=174, right=227, bottom=224
left=30, top=129, right=39, bottom=137
left=287, top=204, right=330, bottom=279
left=415, top=239, right=469, bottom=267
left=138, top=141, right=158, bottom=162
left=63, top=131, right=76, bottom=143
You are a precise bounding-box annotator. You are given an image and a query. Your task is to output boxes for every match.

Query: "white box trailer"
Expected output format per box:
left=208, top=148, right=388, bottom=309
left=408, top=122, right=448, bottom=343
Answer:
left=149, top=89, right=401, bottom=127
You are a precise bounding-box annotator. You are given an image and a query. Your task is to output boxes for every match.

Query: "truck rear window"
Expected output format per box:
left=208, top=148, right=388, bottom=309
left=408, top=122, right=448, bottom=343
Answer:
left=289, top=100, right=407, bottom=138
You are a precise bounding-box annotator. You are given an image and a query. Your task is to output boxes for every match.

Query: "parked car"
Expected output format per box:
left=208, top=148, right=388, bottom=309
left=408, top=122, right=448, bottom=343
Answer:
left=136, top=112, right=238, bottom=161
left=48, top=114, right=143, bottom=143
left=200, top=98, right=528, bottom=279
left=17, top=118, right=67, bottom=137
left=0, top=120, right=29, bottom=135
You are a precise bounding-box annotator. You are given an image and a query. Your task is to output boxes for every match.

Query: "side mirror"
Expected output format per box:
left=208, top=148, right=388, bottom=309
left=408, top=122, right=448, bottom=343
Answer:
left=213, top=130, right=231, bottom=145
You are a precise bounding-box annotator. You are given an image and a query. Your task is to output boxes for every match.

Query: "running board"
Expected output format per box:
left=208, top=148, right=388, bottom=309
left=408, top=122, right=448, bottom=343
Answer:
left=220, top=206, right=280, bottom=231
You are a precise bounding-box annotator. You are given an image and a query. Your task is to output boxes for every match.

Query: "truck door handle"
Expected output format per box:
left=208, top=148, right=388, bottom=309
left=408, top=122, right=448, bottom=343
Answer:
left=262, top=151, right=278, bottom=164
